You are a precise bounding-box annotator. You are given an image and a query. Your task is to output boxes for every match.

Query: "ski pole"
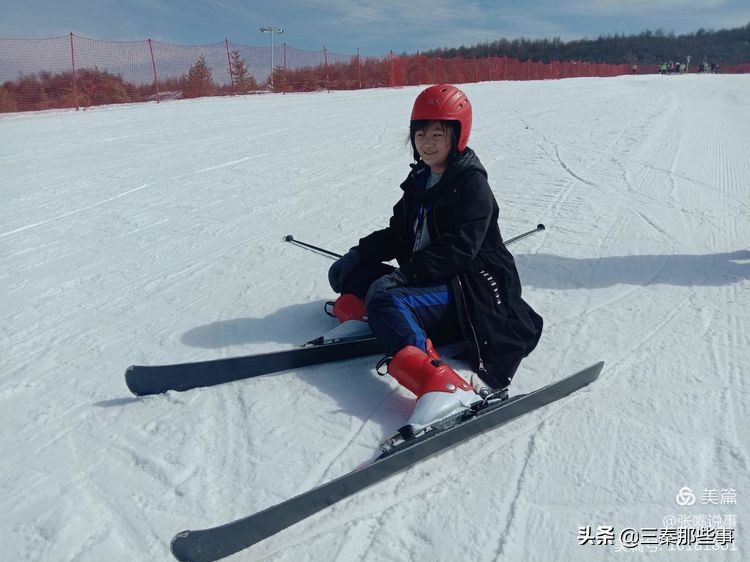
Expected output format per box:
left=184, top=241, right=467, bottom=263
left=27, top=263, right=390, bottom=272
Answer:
left=283, top=235, right=343, bottom=259
left=504, top=223, right=545, bottom=246
left=284, top=223, right=545, bottom=260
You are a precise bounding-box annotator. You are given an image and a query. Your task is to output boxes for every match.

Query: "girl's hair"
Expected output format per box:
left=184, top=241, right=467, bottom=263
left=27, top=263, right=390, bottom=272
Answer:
left=408, top=120, right=460, bottom=161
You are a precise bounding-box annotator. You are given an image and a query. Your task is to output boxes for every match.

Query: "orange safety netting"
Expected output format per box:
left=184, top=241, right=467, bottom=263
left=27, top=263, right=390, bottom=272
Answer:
left=2, top=34, right=744, bottom=113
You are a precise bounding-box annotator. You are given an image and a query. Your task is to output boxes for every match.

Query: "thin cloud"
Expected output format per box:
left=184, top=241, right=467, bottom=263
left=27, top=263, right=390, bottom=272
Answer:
left=560, top=0, right=728, bottom=15
left=294, top=0, right=487, bottom=26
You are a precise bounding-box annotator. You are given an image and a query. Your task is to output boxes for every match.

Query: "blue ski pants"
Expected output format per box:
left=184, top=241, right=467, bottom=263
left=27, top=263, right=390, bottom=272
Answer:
left=339, top=261, right=462, bottom=356
left=367, top=282, right=463, bottom=356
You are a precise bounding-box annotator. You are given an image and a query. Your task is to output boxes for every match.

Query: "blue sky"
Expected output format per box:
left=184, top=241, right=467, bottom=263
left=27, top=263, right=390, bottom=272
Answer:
left=2, top=0, right=749, bottom=56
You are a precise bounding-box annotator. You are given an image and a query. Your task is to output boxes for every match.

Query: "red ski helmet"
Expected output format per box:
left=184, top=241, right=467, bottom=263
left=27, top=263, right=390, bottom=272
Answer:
left=410, top=84, right=472, bottom=152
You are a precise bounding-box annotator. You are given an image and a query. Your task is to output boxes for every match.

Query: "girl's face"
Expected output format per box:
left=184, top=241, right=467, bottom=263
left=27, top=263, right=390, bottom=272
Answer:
left=414, top=121, right=452, bottom=173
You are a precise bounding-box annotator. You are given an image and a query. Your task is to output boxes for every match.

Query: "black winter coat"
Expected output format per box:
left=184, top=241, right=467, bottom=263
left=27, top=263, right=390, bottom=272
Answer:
left=357, top=148, right=543, bottom=388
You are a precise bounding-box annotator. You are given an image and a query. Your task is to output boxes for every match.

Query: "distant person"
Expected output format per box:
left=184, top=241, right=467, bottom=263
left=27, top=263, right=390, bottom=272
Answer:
left=327, top=84, right=543, bottom=436
left=632, top=64, right=638, bottom=74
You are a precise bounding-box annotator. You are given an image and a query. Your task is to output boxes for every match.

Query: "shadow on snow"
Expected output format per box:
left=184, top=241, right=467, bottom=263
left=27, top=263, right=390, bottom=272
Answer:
left=515, top=250, right=749, bottom=290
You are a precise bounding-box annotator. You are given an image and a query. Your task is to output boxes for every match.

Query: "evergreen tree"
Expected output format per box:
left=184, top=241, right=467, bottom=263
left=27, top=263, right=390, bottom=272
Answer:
left=269, top=65, right=288, bottom=92
left=229, top=49, right=258, bottom=93
left=183, top=55, right=215, bottom=98
left=421, top=22, right=750, bottom=65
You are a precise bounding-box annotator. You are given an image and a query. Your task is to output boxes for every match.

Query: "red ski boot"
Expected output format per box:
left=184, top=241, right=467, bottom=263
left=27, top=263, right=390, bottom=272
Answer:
left=384, top=341, right=481, bottom=435
left=331, top=293, right=367, bottom=323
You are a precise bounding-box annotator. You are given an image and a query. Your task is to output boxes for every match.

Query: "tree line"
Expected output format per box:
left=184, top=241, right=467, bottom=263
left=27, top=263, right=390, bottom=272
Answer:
left=422, top=23, right=750, bottom=65
left=2, top=23, right=748, bottom=112
left=0, top=49, right=259, bottom=112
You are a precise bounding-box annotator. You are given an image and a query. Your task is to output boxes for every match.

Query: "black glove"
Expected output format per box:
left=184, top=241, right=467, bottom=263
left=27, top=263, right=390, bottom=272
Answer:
left=328, top=248, right=361, bottom=293
left=365, top=269, right=408, bottom=308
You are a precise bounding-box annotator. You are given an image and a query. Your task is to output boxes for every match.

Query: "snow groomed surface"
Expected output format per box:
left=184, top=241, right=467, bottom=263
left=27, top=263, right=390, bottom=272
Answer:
left=1, top=75, right=747, bottom=560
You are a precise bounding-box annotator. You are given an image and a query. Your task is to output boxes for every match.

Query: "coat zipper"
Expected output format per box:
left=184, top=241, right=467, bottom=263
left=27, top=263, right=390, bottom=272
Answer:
left=455, top=275, right=487, bottom=375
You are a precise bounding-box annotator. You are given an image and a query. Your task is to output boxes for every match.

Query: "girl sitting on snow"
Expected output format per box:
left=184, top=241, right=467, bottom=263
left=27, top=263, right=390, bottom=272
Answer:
left=328, top=84, right=543, bottom=435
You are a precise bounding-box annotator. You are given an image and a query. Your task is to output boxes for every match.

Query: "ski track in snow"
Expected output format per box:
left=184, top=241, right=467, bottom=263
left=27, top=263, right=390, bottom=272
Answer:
left=1, top=76, right=748, bottom=561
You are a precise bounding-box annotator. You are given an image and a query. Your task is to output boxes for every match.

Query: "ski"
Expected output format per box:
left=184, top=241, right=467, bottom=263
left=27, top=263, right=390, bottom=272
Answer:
left=169, top=361, right=604, bottom=562
left=125, top=336, right=380, bottom=396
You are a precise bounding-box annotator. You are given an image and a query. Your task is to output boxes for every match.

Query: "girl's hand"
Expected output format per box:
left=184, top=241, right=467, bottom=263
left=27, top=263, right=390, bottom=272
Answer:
left=328, top=249, right=361, bottom=293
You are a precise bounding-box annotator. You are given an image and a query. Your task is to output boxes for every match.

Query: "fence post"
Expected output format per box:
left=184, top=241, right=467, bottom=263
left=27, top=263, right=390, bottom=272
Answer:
left=357, top=48, right=362, bottom=88
left=416, top=51, right=421, bottom=86
left=148, top=38, right=161, bottom=102
left=389, top=50, right=394, bottom=87
left=323, top=46, right=329, bottom=92
left=69, top=32, right=79, bottom=110
left=283, top=43, right=287, bottom=94
left=225, top=38, right=235, bottom=95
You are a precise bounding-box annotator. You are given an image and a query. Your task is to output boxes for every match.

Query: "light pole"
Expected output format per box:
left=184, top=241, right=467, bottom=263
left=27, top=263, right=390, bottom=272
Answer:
left=260, top=26, right=284, bottom=89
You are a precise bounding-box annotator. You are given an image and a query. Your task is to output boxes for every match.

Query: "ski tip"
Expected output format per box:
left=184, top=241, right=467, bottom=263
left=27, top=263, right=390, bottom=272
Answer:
left=587, top=360, right=605, bottom=379
left=560, top=360, right=604, bottom=391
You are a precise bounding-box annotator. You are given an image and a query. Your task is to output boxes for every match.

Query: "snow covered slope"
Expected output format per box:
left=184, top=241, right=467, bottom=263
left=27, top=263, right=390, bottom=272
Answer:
left=1, top=75, right=748, bottom=561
